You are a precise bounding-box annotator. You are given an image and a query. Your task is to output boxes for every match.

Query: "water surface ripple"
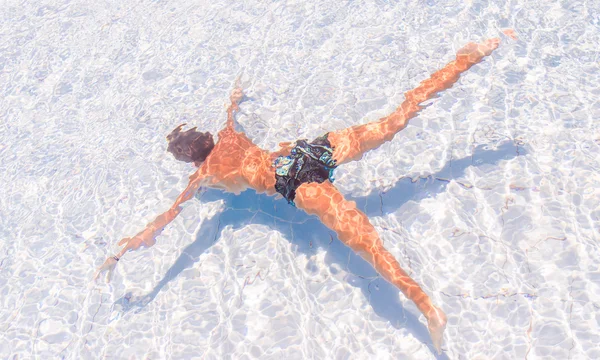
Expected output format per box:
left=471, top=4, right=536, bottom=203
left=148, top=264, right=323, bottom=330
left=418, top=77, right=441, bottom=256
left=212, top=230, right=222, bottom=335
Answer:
left=1, top=0, right=599, bottom=359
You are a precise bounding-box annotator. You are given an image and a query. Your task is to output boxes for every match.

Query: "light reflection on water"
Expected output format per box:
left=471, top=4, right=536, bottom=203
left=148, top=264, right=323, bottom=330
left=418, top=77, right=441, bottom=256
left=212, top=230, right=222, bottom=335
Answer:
left=1, top=0, right=598, bottom=359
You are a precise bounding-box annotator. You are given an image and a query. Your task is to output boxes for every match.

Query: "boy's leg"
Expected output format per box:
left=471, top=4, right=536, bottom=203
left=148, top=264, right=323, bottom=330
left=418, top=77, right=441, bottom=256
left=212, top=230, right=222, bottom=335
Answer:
left=329, top=38, right=500, bottom=165
left=295, top=181, right=447, bottom=354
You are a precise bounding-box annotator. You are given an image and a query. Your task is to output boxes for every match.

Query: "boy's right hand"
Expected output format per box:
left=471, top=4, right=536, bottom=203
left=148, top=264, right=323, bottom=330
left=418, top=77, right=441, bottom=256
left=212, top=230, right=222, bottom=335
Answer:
left=93, top=256, right=119, bottom=283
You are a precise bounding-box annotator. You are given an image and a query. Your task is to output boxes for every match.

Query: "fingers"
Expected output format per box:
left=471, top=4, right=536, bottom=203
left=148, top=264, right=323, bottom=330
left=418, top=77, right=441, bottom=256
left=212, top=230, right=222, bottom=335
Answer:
left=105, top=267, right=114, bottom=283
left=230, top=88, right=244, bottom=104
left=93, top=268, right=102, bottom=282
left=94, top=257, right=118, bottom=283
left=233, top=72, right=246, bottom=91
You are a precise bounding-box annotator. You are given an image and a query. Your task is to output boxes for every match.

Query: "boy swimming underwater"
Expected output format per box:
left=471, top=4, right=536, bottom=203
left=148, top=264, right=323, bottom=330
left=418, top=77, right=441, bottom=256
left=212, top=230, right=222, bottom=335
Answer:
left=96, top=37, right=503, bottom=354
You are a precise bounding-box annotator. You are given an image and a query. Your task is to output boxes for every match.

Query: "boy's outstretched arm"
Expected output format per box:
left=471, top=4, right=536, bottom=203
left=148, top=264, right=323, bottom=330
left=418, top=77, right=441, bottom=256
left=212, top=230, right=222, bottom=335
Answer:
left=93, top=168, right=207, bottom=282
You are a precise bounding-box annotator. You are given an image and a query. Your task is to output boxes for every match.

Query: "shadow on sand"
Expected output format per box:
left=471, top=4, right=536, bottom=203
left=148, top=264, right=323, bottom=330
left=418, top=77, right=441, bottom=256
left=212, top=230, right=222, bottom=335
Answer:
left=114, top=140, right=524, bottom=358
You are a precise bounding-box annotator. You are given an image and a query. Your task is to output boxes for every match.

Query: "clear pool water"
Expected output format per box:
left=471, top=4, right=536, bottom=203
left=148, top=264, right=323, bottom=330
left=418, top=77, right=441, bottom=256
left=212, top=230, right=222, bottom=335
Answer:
left=1, top=0, right=599, bottom=358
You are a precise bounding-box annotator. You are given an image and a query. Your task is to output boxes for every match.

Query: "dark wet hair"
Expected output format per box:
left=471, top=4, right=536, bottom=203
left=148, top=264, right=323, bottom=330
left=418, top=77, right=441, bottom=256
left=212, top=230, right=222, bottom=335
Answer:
left=166, top=124, right=214, bottom=163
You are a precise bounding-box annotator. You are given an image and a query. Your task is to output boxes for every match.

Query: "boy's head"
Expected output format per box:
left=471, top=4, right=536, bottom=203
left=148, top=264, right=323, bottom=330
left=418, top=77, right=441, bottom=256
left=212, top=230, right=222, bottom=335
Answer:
left=166, top=124, right=214, bottom=165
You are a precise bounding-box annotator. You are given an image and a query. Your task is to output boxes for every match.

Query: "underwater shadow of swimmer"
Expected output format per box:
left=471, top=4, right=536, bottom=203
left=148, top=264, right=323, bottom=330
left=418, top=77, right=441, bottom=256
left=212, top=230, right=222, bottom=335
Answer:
left=113, top=196, right=443, bottom=356
left=114, top=140, right=522, bottom=357
left=350, top=140, right=527, bottom=217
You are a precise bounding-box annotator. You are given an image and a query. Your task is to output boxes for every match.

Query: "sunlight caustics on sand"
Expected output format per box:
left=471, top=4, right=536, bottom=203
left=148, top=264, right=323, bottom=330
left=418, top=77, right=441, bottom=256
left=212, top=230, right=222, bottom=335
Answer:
left=1, top=0, right=598, bottom=359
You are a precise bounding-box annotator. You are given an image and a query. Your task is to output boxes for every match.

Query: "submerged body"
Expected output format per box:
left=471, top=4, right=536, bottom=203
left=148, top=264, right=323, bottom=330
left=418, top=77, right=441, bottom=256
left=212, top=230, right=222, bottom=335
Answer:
left=95, top=38, right=503, bottom=354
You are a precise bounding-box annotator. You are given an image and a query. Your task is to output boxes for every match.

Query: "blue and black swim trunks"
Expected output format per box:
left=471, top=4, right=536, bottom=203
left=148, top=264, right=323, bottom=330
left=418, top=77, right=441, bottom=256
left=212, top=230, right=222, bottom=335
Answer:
left=273, top=133, right=337, bottom=206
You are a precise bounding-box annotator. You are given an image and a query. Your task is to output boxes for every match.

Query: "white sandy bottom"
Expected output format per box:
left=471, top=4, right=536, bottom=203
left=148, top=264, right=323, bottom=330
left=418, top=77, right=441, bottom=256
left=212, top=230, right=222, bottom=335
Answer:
left=1, top=0, right=599, bottom=359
